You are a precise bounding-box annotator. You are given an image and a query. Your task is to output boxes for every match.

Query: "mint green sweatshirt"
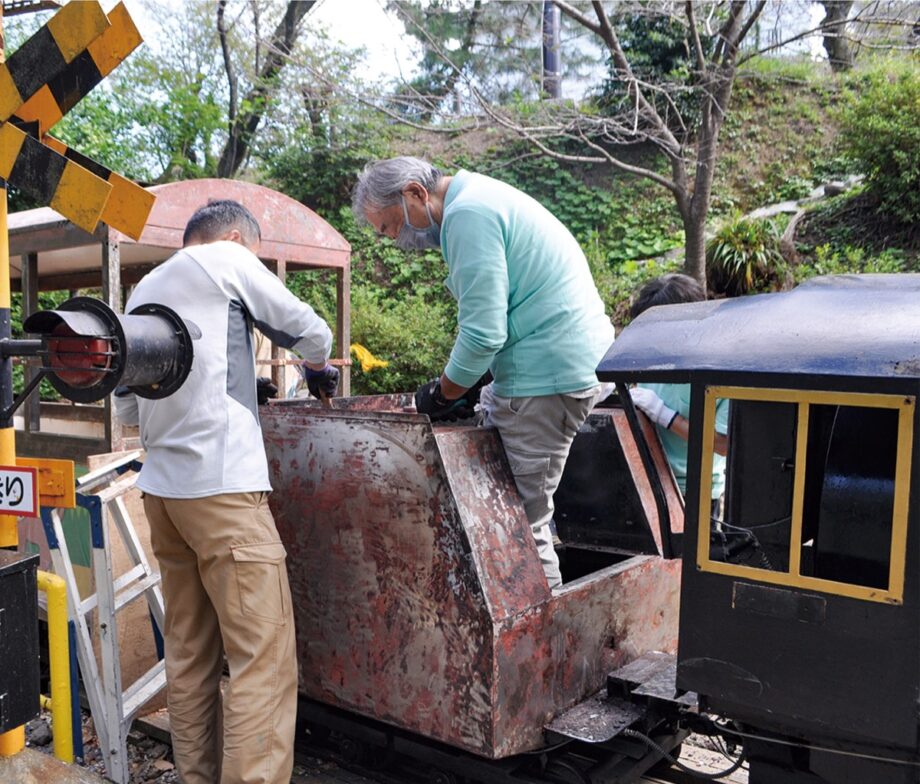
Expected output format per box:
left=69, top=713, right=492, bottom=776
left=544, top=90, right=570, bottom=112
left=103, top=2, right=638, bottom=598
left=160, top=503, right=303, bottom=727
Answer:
left=441, top=171, right=615, bottom=398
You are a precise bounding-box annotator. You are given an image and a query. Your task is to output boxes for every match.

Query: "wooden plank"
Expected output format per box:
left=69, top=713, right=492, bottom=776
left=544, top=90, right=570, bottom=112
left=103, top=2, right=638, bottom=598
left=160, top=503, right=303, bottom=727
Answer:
left=39, top=401, right=106, bottom=424
left=9, top=220, right=97, bottom=257
left=14, top=430, right=110, bottom=462
left=337, top=265, right=351, bottom=396
left=10, top=264, right=158, bottom=294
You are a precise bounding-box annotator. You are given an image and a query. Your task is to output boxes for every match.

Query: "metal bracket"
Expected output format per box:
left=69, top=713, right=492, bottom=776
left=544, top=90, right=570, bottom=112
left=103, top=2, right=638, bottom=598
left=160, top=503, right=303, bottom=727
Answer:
left=0, top=366, right=50, bottom=428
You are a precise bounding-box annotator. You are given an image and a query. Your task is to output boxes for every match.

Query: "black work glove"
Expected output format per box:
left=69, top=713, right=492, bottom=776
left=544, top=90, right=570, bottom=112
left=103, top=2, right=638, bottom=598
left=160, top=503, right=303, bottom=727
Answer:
left=256, top=377, right=278, bottom=405
left=415, top=378, right=477, bottom=422
left=464, top=370, right=493, bottom=406
left=301, top=363, right=340, bottom=399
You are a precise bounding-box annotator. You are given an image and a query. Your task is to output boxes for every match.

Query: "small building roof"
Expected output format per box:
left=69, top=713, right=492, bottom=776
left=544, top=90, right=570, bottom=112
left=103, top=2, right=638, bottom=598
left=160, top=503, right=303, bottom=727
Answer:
left=597, top=274, right=920, bottom=384
left=9, top=178, right=350, bottom=291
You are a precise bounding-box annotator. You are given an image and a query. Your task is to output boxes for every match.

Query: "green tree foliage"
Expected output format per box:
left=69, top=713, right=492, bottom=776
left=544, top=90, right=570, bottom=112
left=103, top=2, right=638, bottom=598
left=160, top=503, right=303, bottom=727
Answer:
left=52, top=92, right=151, bottom=181
left=597, top=11, right=713, bottom=134
left=260, top=38, right=395, bottom=215
left=24, top=0, right=325, bottom=184
left=388, top=0, right=599, bottom=116
left=838, top=58, right=920, bottom=225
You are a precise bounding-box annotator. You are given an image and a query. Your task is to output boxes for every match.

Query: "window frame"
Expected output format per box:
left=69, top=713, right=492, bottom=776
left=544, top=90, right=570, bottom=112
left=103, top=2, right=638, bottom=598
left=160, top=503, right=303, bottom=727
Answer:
left=698, top=385, right=915, bottom=605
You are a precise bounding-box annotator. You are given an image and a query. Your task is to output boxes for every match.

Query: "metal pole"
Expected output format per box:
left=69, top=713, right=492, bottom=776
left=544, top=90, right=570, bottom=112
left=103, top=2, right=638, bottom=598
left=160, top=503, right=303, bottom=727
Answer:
left=0, top=0, right=25, bottom=757
left=542, top=1, right=562, bottom=99
left=37, top=570, right=74, bottom=763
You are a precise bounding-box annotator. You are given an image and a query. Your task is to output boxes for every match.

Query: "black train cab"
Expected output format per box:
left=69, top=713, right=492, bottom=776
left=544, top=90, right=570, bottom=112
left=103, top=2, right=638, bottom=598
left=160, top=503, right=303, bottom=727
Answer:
left=598, top=274, right=920, bottom=784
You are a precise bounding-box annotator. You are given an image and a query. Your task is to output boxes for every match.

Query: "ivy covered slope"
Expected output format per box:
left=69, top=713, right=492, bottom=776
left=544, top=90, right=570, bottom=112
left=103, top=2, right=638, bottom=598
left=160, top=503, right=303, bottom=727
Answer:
left=273, top=56, right=916, bottom=395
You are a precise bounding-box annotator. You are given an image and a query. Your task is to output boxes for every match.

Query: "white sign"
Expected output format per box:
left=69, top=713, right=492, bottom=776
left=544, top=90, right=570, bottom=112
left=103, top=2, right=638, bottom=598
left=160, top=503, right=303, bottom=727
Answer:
left=0, top=466, right=39, bottom=517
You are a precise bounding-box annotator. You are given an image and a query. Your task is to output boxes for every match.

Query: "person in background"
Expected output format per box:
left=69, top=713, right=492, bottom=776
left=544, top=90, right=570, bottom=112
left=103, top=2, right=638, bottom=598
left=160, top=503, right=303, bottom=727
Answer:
left=114, top=200, right=338, bottom=784
left=628, top=273, right=728, bottom=516
left=352, top=156, right=615, bottom=590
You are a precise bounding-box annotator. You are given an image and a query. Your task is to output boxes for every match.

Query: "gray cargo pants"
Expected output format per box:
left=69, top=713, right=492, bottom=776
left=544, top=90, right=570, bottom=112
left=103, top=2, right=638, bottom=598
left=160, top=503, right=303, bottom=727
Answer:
left=480, top=383, right=605, bottom=589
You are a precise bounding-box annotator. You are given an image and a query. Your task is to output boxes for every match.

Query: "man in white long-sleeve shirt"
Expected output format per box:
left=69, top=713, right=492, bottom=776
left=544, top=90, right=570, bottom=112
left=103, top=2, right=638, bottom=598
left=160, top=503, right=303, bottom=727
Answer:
left=114, top=200, right=338, bottom=784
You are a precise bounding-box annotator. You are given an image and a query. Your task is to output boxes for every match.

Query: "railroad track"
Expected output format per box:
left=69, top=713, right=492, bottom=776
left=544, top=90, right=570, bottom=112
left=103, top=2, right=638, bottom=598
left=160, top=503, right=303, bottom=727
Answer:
left=293, top=737, right=748, bottom=784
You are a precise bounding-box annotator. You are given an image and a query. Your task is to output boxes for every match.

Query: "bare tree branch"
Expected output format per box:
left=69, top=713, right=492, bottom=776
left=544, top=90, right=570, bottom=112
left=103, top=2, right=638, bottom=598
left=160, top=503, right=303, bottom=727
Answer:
left=736, top=5, right=915, bottom=65
left=731, top=1, right=768, bottom=59
left=217, top=0, right=316, bottom=178
left=473, top=90, right=683, bottom=196
left=217, top=0, right=238, bottom=130
left=685, top=1, right=707, bottom=72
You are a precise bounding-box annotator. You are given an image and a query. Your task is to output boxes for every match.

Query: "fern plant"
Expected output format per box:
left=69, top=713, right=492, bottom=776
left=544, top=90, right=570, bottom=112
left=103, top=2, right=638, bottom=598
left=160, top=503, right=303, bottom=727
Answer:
left=706, top=216, right=787, bottom=296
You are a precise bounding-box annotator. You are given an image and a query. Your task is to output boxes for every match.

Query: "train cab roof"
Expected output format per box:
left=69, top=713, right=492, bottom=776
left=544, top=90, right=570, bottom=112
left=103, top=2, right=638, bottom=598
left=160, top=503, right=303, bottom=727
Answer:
left=597, top=274, right=920, bottom=386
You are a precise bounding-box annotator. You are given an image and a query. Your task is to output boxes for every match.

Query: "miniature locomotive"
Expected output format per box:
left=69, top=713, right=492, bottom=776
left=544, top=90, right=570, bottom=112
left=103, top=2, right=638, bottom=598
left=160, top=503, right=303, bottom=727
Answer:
left=598, top=273, right=920, bottom=784
left=263, top=273, right=920, bottom=783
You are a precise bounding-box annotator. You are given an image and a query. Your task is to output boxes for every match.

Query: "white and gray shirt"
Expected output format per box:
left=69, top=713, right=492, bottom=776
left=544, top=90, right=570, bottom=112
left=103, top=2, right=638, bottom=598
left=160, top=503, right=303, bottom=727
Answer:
left=114, top=240, right=332, bottom=498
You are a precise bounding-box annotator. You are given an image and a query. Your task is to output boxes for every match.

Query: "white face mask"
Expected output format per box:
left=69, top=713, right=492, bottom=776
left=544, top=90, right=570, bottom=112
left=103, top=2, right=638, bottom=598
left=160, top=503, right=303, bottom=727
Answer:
left=395, top=196, right=441, bottom=251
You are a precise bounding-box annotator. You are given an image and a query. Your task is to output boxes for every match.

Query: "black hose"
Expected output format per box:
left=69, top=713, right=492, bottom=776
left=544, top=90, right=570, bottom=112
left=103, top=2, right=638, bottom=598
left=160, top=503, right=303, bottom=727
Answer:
left=621, top=729, right=745, bottom=780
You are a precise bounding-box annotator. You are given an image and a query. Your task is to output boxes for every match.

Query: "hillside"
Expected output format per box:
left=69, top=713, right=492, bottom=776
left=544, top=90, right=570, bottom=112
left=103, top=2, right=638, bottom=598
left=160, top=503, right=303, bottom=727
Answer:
left=319, top=55, right=918, bottom=394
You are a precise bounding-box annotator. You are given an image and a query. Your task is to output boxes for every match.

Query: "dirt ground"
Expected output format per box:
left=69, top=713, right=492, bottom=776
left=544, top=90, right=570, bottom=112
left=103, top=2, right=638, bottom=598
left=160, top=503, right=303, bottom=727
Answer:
left=24, top=709, right=379, bottom=784
left=25, top=708, right=745, bottom=784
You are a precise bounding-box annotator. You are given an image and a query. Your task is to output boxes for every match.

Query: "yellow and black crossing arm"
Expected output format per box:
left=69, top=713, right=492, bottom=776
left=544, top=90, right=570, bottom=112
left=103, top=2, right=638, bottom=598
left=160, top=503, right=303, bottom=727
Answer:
left=0, top=0, right=153, bottom=237
left=0, top=121, right=112, bottom=234
left=41, top=134, right=154, bottom=241
left=0, top=0, right=109, bottom=123
left=14, top=2, right=141, bottom=137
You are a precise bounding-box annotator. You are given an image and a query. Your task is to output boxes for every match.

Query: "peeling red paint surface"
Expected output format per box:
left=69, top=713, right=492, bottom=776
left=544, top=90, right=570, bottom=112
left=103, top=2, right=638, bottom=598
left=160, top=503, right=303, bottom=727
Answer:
left=262, top=398, right=681, bottom=759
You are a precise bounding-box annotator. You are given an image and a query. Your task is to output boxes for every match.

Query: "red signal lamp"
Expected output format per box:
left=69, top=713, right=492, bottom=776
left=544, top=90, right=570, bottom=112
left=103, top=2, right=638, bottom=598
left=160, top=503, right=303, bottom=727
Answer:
left=24, top=297, right=200, bottom=403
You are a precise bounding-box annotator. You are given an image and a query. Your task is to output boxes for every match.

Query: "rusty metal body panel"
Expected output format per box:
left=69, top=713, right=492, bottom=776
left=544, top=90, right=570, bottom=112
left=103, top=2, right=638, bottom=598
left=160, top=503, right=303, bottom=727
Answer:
left=262, top=398, right=681, bottom=759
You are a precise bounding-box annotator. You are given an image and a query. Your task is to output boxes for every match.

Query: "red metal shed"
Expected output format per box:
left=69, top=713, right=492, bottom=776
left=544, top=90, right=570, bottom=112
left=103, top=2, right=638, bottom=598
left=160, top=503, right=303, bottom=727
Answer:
left=9, top=178, right=351, bottom=461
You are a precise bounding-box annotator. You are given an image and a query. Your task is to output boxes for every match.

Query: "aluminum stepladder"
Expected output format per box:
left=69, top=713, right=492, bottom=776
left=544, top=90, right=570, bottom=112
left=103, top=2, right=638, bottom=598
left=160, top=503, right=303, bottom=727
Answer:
left=39, top=450, right=165, bottom=784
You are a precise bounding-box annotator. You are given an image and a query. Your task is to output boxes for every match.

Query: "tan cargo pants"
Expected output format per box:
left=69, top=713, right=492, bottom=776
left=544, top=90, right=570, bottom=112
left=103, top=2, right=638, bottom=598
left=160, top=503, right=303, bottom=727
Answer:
left=144, top=492, right=297, bottom=784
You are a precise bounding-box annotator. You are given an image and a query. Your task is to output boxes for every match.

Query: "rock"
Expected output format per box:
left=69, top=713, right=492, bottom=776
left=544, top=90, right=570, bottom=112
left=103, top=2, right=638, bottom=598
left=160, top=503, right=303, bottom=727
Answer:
left=747, top=200, right=800, bottom=220
left=808, top=184, right=826, bottom=199
left=152, top=759, right=175, bottom=772
left=27, top=718, right=52, bottom=747
left=824, top=175, right=864, bottom=197
left=148, top=742, right=168, bottom=758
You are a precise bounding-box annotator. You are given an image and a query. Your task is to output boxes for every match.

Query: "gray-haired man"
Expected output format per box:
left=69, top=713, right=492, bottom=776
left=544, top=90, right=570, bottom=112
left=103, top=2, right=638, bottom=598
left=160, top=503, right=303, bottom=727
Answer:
left=353, top=157, right=615, bottom=589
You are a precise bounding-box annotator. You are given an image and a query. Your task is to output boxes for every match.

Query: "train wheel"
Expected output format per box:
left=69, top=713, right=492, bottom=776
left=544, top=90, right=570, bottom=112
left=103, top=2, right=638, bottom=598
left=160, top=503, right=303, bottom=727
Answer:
left=545, top=759, right=590, bottom=784
left=337, top=736, right=369, bottom=765
left=364, top=745, right=397, bottom=771
left=430, top=769, right=460, bottom=784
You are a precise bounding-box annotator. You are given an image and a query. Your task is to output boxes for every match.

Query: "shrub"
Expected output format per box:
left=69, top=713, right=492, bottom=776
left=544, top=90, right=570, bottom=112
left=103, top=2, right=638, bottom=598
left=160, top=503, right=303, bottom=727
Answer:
left=793, top=244, right=908, bottom=283
left=706, top=216, right=788, bottom=296
left=837, top=58, right=920, bottom=225
left=348, top=286, right=457, bottom=396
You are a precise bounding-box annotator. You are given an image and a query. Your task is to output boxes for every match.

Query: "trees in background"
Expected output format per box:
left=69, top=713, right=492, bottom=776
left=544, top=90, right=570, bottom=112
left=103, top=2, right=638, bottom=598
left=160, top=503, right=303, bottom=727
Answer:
left=216, top=0, right=316, bottom=177
left=39, top=0, right=321, bottom=183
left=383, top=0, right=918, bottom=286
left=838, top=57, right=920, bottom=225
left=387, top=0, right=601, bottom=116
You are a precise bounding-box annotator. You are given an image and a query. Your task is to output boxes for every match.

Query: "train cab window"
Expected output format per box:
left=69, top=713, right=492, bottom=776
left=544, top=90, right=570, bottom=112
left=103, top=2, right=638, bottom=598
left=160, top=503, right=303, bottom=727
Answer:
left=699, top=386, right=914, bottom=604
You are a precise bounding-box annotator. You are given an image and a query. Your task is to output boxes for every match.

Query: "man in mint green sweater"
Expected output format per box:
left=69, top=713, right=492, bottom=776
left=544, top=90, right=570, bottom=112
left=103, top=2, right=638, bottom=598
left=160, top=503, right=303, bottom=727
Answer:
left=353, top=157, right=615, bottom=589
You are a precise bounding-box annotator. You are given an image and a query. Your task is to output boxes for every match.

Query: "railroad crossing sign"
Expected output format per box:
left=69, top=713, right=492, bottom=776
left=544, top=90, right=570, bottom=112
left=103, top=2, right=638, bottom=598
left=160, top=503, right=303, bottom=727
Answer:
left=0, top=0, right=153, bottom=238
